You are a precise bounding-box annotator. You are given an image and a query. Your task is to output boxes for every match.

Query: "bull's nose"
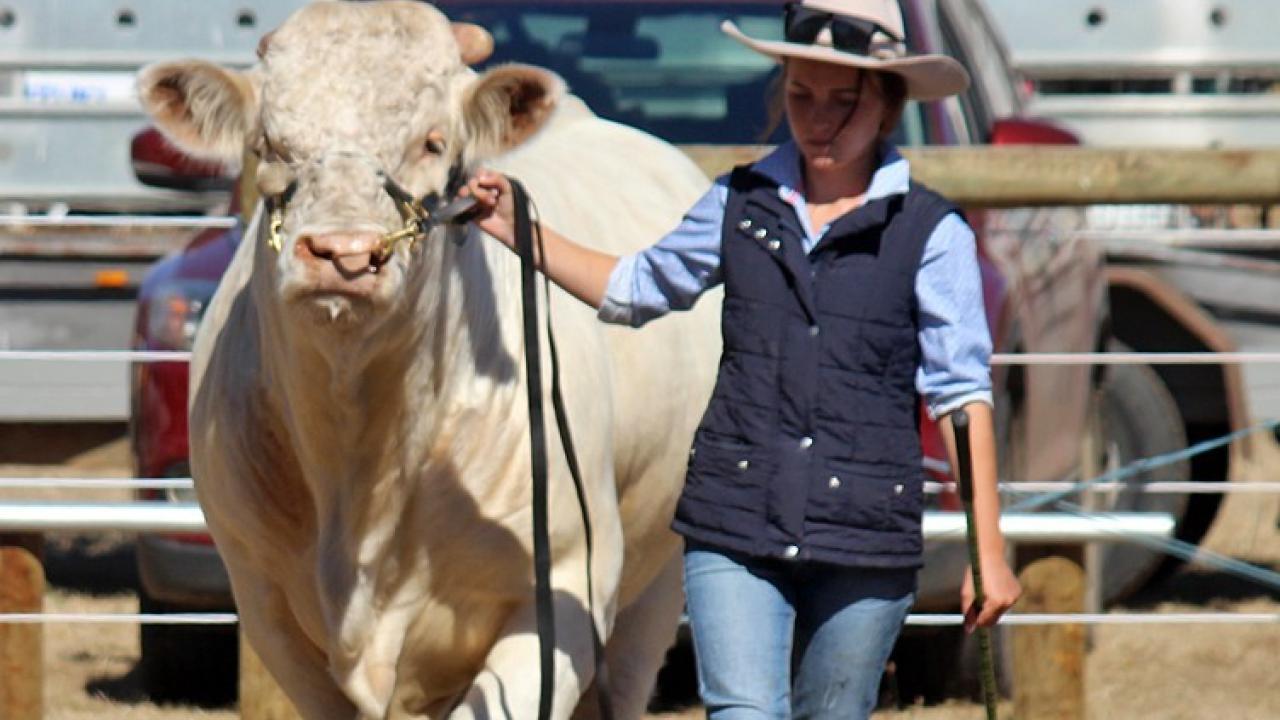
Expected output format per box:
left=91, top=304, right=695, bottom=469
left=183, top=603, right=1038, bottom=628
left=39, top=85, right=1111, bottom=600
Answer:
left=298, top=232, right=382, bottom=277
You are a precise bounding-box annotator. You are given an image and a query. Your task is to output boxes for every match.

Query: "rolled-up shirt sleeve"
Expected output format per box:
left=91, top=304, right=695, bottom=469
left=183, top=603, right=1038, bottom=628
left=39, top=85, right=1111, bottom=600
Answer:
left=597, top=181, right=728, bottom=327
left=916, top=213, right=994, bottom=419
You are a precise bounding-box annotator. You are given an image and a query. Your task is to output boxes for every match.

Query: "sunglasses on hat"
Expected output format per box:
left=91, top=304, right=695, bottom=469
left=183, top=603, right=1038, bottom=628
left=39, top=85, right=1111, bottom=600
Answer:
left=783, top=3, right=903, bottom=56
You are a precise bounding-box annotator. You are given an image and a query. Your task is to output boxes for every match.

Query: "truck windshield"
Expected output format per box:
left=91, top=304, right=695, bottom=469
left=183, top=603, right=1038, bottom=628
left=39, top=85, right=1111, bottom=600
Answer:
left=439, top=2, right=789, bottom=144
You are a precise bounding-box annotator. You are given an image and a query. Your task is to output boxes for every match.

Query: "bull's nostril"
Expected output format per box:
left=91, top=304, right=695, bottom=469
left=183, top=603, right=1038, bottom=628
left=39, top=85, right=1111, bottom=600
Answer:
left=300, top=236, right=333, bottom=261
left=333, top=253, right=375, bottom=278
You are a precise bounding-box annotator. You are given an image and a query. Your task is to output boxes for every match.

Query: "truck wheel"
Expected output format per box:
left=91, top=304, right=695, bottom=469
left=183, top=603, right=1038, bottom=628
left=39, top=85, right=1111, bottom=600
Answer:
left=138, top=591, right=238, bottom=706
left=1083, top=346, right=1190, bottom=606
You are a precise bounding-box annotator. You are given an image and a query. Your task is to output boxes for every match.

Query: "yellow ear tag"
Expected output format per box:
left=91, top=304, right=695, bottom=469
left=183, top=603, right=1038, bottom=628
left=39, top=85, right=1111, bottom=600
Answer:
left=267, top=207, right=285, bottom=253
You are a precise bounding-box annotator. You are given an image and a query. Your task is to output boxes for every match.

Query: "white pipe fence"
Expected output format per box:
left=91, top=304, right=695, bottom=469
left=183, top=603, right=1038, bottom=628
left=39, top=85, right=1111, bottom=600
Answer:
left=5, top=476, right=1277, bottom=494
left=11, top=349, right=1280, bottom=365
left=0, top=214, right=237, bottom=230
left=2, top=611, right=1275, bottom=627
left=0, top=501, right=1177, bottom=542
left=1, top=347, right=1276, bottom=632
left=905, top=612, right=1280, bottom=627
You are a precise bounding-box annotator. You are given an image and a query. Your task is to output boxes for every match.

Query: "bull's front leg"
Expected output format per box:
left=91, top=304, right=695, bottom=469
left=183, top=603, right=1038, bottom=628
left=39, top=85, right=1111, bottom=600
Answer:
left=233, top=574, right=361, bottom=720
left=386, top=590, right=605, bottom=720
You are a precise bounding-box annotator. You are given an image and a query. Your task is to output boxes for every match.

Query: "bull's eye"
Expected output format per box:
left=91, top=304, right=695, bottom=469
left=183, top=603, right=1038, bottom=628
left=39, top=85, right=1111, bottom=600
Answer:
left=256, top=160, right=295, bottom=197
left=424, top=131, right=447, bottom=156
left=258, top=133, right=293, bottom=165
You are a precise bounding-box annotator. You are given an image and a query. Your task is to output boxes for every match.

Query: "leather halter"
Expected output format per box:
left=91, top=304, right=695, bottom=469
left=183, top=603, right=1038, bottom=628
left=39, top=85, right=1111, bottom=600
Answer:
left=262, top=152, right=477, bottom=259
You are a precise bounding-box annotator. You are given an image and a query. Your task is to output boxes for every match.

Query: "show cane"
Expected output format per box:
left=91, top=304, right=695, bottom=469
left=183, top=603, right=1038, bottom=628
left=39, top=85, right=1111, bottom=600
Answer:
left=952, top=409, right=999, bottom=720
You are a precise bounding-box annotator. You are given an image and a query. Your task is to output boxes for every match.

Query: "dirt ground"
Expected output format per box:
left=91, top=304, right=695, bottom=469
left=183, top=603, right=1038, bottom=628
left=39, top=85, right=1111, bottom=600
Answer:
left=6, top=434, right=1279, bottom=720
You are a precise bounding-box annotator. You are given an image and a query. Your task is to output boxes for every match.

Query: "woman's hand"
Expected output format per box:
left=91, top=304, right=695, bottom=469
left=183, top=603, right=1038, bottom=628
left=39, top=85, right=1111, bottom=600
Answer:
left=961, top=555, right=1022, bottom=632
left=460, top=169, right=517, bottom=250
left=458, top=169, right=620, bottom=310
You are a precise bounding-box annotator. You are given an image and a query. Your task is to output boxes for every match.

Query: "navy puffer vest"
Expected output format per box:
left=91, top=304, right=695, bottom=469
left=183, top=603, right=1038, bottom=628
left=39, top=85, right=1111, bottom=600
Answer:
left=672, top=165, right=959, bottom=569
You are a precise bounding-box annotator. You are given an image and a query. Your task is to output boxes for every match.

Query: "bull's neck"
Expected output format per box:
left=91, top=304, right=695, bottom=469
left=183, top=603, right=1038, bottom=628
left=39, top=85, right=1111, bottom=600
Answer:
left=252, top=226, right=526, bottom=521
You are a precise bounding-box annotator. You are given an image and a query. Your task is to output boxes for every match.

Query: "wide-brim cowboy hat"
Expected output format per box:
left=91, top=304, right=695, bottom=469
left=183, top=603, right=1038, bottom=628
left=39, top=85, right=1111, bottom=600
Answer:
left=721, top=0, right=970, bottom=101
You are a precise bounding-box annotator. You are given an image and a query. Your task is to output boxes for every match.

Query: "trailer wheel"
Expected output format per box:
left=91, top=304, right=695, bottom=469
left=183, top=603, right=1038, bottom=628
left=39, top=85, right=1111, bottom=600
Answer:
left=1083, top=344, right=1190, bottom=606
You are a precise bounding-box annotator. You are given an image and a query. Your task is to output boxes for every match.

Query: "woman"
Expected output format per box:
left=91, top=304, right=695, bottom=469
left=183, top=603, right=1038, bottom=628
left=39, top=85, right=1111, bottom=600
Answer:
left=464, top=1, right=1021, bottom=717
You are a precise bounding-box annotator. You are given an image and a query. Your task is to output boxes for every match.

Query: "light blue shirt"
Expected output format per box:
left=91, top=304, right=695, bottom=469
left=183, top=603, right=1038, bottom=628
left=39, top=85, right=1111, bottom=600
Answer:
left=599, top=141, right=993, bottom=419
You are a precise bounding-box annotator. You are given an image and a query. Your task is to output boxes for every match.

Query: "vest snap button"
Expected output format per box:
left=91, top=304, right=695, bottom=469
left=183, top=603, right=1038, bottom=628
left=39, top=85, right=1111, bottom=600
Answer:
left=809, top=325, right=820, bottom=337
left=783, top=544, right=800, bottom=559
left=737, top=459, right=750, bottom=470
left=689, top=448, right=697, bottom=458
left=799, top=436, right=813, bottom=449
left=828, top=476, right=841, bottom=489
left=754, top=228, right=768, bottom=240
left=767, top=239, right=781, bottom=251
left=738, top=219, right=753, bottom=231
left=894, top=484, right=905, bottom=495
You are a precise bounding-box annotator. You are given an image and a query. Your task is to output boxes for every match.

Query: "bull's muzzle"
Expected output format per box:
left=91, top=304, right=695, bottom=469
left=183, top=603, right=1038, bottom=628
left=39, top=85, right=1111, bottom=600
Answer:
left=298, top=231, right=385, bottom=277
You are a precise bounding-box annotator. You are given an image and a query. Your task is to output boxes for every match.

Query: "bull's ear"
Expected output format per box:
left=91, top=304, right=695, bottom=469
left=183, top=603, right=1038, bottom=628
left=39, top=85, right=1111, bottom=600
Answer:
left=462, top=64, right=565, bottom=159
left=137, top=60, right=259, bottom=165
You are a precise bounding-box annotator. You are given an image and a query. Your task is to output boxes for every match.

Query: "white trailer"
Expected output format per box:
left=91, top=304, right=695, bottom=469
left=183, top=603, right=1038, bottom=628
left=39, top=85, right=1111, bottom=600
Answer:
left=0, top=0, right=306, bottom=422
left=982, top=0, right=1280, bottom=149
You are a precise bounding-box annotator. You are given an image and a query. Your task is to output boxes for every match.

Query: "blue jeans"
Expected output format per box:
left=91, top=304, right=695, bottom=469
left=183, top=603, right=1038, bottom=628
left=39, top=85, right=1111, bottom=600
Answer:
left=683, top=543, right=916, bottom=720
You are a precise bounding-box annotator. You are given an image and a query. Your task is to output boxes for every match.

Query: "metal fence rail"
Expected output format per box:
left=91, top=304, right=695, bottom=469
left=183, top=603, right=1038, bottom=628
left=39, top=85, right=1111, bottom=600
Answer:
left=12, top=349, right=1280, bottom=365
left=7, top=476, right=1279, bottom=494
left=3, top=610, right=1276, bottom=627
left=0, top=214, right=236, bottom=229
left=0, top=501, right=1177, bottom=543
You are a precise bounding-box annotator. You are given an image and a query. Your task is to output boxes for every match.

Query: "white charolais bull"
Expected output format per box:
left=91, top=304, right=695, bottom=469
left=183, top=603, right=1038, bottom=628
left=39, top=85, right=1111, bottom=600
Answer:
left=136, top=1, right=717, bottom=718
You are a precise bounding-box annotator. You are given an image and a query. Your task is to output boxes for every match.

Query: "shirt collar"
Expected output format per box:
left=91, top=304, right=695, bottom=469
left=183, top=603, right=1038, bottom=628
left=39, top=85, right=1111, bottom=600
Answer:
left=752, top=140, right=911, bottom=204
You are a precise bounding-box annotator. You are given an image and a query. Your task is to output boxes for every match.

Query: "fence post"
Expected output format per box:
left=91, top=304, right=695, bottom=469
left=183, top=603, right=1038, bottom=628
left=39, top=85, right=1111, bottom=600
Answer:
left=0, top=545, right=43, bottom=720
left=240, top=630, right=302, bottom=720
left=1012, top=553, right=1086, bottom=720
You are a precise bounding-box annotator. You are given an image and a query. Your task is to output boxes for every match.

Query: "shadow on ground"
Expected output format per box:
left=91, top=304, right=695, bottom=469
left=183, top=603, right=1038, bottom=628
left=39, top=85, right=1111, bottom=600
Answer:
left=85, top=664, right=151, bottom=705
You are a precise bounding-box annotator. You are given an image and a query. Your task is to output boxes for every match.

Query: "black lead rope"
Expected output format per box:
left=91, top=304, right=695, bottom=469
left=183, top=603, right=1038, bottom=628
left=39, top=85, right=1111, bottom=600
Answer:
left=510, top=177, right=613, bottom=720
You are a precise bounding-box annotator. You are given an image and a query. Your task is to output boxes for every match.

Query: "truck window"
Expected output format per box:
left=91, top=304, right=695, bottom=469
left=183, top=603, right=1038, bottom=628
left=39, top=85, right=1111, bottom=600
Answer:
left=442, top=2, right=790, bottom=144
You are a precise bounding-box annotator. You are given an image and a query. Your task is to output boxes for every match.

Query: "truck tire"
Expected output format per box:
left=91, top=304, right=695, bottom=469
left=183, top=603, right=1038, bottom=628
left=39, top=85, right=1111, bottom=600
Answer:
left=138, top=591, right=238, bottom=706
left=1084, top=345, right=1190, bottom=606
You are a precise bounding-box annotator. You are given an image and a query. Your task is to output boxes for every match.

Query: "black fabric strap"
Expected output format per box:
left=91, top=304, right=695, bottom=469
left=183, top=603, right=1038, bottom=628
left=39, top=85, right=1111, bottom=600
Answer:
left=511, top=177, right=556, bottom=720
left=510, top=177, right=613, bottom=720
left=536, top=205, right=615, bottom=720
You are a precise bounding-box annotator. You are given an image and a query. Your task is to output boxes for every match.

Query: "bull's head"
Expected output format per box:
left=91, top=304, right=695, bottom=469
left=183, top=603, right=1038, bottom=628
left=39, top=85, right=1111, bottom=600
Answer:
left=137, top=0, right=562, bottom=327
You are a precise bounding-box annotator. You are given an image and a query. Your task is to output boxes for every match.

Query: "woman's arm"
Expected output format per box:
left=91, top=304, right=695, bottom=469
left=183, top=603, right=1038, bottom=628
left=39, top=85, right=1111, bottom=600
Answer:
left=464, top=169, right=619, bottom=309
left=939, top=401, right=1021, bottom=630
left=465, top=168, right=727, bottom=326
left=915, top=213, right=1020, bottom=629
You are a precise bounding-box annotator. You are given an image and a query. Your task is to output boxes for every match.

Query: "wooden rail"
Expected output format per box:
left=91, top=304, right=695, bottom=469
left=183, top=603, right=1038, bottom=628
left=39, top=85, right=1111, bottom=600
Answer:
left=680, top=145, right=1280, bottom=207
